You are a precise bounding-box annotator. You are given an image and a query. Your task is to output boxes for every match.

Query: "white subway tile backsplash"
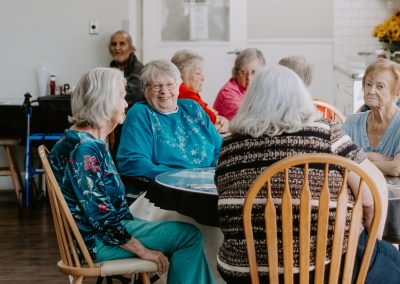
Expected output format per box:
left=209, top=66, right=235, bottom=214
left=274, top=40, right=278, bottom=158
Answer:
left=335, top=36, right=351, bottom=44
left=343, top=45, right=359, bottom=54
left=376, top=10, right=392, bottom=18
left=359, top=27, right=373, bottom=35
left=334, top=28, right=342, bottom=37
left=334, top=0, right=394, bottom=64
left=335, top=18, right=352, bottom=27
left=335, top=1, right=351, bottom=10
left=350, top=36, right=364, bottom=45
left=350, top=1, right=367, bottom=10
left=343, top=10, right=360, bottom=18
left=334, top=0, right=395, bottom=109
left=342, top=29, right=355, bottom=36
left=368, top=18, right=381, bottom=26
left=359, top=10, right=376, bottom=18
left=368, top=1, right=387, bottom=9
left=351, top=19, right=369, bottom=27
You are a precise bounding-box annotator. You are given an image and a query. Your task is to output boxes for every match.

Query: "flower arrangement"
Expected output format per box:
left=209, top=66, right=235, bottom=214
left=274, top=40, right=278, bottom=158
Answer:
left=373, top=11, right=400, bottom=43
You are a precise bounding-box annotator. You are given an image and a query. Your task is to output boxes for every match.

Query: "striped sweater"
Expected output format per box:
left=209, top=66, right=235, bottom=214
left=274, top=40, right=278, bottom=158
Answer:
left=215, top=119, right=366, bottom=282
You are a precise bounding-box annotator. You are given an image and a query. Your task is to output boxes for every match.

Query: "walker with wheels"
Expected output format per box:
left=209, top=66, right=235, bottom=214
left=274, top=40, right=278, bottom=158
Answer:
left=21, top=93, right=69, bottom=215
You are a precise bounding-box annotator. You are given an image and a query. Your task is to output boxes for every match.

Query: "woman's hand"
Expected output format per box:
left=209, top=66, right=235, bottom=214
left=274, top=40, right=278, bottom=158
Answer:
left=367, top=152, right=391, bottom=162
left=139, top=248, right=170, bottom=273
left=215, top=115, right=229, bottom=134
left=367, top=152, right=400, bottom=176
left=209, top=107, right=219, bottom=116
left=121, top=237, right=170, bottom=273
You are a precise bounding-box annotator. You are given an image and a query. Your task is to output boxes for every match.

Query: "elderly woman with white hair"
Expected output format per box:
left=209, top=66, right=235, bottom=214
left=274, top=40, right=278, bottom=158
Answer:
left=171, top=49, right=229, bottom=134
left=278, top=54, right=335, bottom=119
left=117, top=59, right=222, bottom=180
left=49, top=67, right=214, bottom=283
left=215, top=65, right=397, bottom=283
left=213, top=48, right=265, bottom=120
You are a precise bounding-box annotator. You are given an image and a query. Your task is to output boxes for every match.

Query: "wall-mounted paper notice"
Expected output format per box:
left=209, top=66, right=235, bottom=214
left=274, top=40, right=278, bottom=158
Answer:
left=189, top=6, right=208, bottom=40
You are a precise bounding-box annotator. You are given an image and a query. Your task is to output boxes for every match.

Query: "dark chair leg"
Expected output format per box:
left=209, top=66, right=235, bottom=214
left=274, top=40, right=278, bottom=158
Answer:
left=111, top=275, right=132, bottom=284
left=96, top=274, right=133, bottom=284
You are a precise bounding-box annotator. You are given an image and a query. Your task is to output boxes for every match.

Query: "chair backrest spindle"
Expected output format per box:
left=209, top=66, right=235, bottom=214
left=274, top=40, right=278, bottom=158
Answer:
left=299, top=163, right=311, bottom=284
left=328, top=169, right=349, bottom=284
left=282, top=169, right=294, bottom=283
left=265, top=180, right=279, bottom=283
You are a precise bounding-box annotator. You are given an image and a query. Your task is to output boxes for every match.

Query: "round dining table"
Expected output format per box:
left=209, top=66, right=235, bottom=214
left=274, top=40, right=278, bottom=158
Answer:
left=148, top=167, right=219, bottom=226
left=144, top=170, right=400, bottom=242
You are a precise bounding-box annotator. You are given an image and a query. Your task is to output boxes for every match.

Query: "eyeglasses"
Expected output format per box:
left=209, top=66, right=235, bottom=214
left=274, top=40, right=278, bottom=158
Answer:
left=364, top=82, right=386, bottom=91
left=147, top=81, right=178, bottom=92
left=238, top=69, right=257, bottom=77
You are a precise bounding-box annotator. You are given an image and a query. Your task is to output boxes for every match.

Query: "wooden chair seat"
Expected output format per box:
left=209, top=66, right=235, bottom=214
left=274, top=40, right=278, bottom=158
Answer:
left=0, top=138, right=20, bottom=146
left=38, top=145, right=158, bottom=284
left=56, top=257, right=158, bottom=278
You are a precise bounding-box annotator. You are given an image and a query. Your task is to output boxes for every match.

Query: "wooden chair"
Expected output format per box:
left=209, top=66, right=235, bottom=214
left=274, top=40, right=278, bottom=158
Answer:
left=106, top=130, right=115, bottom=152
left=313, top=99, right=346, bottom=123
left=38, top=145, right=158, bottom=284
left=0, top=138, right=22, bottom=201
left=243, top=153, right=382, bottom=284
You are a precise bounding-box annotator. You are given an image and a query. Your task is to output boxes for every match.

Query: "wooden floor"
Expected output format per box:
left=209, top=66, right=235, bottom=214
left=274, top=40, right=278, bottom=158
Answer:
left=0, top=191, right=100, bottom=284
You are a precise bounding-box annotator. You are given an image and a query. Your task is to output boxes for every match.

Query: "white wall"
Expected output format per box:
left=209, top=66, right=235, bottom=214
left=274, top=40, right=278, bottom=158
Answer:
left=0, top=0, right=129, bottom=104
left=0, top=0, right=335, bottom=105
left=248, top=0, right=333, bottom=39
left=246, top=0, right=334, bottom=103
left=248, top=39, right=334, bottom=103
left=0, top=0, right=130, bottom=189
left=0, top=0, right=343, bottom=189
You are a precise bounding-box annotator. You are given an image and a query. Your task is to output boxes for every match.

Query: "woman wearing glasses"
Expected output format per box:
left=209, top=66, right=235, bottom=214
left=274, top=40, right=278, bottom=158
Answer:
left=213, top=48, right=265, bottom=121
left=117, top=59, right=222, bottom=180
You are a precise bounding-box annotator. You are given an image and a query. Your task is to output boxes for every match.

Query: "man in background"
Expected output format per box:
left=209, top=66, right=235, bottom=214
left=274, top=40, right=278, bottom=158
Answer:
left=109, top=30, right=145, bottom=107
left=108, top=31, right=145, bottom=159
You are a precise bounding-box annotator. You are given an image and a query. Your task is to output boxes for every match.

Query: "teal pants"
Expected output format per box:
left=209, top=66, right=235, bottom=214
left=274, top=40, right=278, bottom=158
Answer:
left=95, top=218, right=214, bottom=284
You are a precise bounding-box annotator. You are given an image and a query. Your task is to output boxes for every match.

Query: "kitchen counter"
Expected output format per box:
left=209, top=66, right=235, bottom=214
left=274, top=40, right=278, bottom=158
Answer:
left=334, top=64, right=364, bottom=115
left=334, top=63, right=364, bottom=80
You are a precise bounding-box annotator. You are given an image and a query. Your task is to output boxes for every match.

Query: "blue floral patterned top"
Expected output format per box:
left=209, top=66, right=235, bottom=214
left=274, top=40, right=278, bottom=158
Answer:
left=49, top=130, right=133, bottom=260
left=117, top=99, right=222, bottom=179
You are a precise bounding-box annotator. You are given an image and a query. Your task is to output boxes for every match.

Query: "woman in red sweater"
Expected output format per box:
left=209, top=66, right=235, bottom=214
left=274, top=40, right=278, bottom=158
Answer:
left=171, top=50, right=229, bottom=134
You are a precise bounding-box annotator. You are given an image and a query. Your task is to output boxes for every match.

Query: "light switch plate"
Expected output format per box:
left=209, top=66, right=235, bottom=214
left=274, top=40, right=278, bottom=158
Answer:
left=89, top=19, right=99, bottom=35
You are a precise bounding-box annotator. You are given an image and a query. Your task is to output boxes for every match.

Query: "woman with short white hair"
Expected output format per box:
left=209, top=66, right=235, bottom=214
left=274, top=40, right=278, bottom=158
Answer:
left=49, top=67, right=214, bottom=283
left=278, top=55, right=314, bottom=88
left=171, top=49, right=229, bottom=134
left=215, top=65, right=396, bottom=283
left=117, top=59, right=222, bottom=179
